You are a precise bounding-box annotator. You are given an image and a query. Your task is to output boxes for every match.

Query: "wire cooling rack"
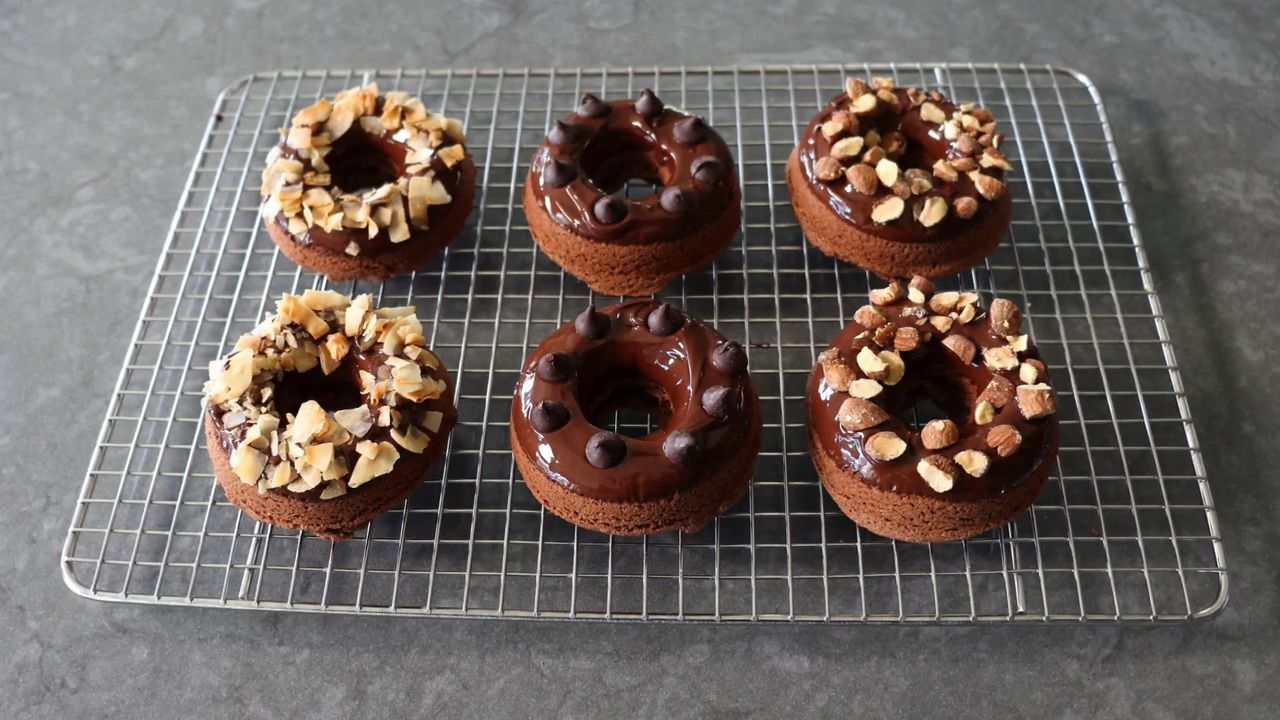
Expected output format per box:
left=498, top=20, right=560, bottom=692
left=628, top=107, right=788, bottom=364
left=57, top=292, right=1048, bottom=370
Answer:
left=62, top=65, right=1226, bottom=622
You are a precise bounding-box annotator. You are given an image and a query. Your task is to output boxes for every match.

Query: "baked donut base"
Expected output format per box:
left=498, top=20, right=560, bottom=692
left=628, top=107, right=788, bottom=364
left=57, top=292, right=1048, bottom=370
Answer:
left=514, top=400, right=762, bottom=536
left=522, top=182, right=741, bottom=296
left=808, top=427, right=1056, bottom=543
left=266, top=159, right=476, bottom=282
left=204, top=411, right=455, bottom=541
left=785, top=148, right=1012, bottom=280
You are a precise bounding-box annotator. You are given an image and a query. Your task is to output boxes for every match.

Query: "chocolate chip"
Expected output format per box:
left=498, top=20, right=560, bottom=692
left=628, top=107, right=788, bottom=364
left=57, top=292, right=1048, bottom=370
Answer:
left=635, top=88, right=664, bottom=118
left=542, top=158, right=577, bottom=188
left=530, top=400, right=570, bottom=433
left=578, top=93, right=611, bottom=118
left=574, top=305, right=610, bottom=339
left=663, top=430, right=702, bottom=466
left=593, top=195, right=628, bottom=224
left=645, top=302, right=684, bottom=336
left=535, top=352, right=574, bottom=382
left=658, top=186, right=695, bottom=215
left=712, top=341, right=748, bottom=375
left=691, top=156, right=724, bottom=183
left=547, top=119, right=577, bottom=145
left=673, top=116, right=708, bottom=145
left=586, top=431, right=627, bottom=469
left=701, top=385, right=738, bottom=419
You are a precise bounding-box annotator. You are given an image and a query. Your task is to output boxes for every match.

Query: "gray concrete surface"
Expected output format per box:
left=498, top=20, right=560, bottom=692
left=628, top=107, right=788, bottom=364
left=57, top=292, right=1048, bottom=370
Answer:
left=3, top=1, right=1278, bottom=717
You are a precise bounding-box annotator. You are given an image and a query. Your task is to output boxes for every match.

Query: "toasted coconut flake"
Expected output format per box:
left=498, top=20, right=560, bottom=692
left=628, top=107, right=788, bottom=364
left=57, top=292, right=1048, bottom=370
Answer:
left=286, top=126, right=312, bottom=150
left=230, top=442, right=267, bottom=484
left=291, top=400, right=327, bottom=445
left=319, top=481, right=347, bottom=500
left=333, top=407, right=374, bottom=438
left=216, top=349, right=255, bottom=401
left=391, top=425, right=431, bottom=453
left=301, top=289, right=350, bottom=311
left=279, top=294, right=331, bottom=339
left=268, top=461, right=294, bottom=489
left=292, top=99, right=332, bottom=128
left=303, top=442, right=335, bottom=473
left=348, top=441, right=400, bottom=488
left=375, top=305, right=417, bottom=319
left=325, top=102, right=357, bottom=140
left=344, top=304, right=369, bottom=337
left=420, top=410, right=445, bottom=433
left=437, top=144, right=466, bottom=168
left=407, top=176, right=435, bottom=230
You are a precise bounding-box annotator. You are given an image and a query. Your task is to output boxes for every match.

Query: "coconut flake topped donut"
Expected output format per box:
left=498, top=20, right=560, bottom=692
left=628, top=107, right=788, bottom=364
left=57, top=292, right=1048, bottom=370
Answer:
left=202, top=291, right=456, bottom=539
left=260, top=84, right=476, bottom=281
left=806, top=277, right=1059, bottom=542
left=788, top=76, right=1015, bottom=278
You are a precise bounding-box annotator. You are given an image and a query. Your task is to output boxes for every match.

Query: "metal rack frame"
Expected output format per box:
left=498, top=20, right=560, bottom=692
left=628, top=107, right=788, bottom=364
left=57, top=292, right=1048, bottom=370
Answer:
left=61, top=64, right=1227, bottom=622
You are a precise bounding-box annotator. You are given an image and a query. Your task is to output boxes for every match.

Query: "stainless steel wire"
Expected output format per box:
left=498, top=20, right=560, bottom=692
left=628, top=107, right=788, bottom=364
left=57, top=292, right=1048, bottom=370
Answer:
left=61, top=65, right=1227, bottom=622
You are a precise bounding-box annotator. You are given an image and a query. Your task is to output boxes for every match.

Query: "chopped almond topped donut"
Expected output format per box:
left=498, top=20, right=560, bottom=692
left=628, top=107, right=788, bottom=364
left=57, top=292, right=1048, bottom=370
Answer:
left=203, top=291, right=456, bottom=539
left=806, top=277, right=1059, bottom=542
left=260, top=84, right=476, bottom=281
left=787, top=76, right=1014, bottom=278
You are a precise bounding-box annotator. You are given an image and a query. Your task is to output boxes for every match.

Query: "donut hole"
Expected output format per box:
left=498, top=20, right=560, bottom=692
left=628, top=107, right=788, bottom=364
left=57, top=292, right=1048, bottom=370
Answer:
left=585, top=378, right=673, bottom=439
left=578, top=131, right=674, bottom=201
left=886, top=375, right=975, bottom=431
left=324, top=131, right=403, bottom=192
left=273, top=368, right=364, bottom=417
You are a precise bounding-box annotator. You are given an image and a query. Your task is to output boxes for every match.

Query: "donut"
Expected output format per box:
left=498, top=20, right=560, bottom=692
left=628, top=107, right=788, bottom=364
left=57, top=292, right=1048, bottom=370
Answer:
left=522, top=90, right=741, bottom=296
left=806, top=277, right=1059, bottom=542
left=787, top=76, right=1014, bottom=279
left=202, top=291, right=457, bottom=540
left=260, top=84, right=476, bottom=281
left=510, top=300, right=760, bottom=535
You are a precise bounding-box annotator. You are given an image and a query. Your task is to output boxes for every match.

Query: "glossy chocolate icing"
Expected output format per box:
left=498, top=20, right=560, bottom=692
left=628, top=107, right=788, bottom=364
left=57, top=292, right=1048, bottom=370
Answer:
left=796, top=89, right=1007, bottom=243
left=807, top=298, right=1058, bottom=503
left=269, top=100, right=468, bottom=257
left=525, top=93, right=739, bottom=245
left=512, top=300, right=757, bottom=503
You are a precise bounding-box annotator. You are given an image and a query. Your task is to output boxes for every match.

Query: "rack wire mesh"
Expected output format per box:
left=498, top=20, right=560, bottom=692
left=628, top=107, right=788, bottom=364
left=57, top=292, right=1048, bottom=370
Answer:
left=61, top=65, right=1227, bottom=622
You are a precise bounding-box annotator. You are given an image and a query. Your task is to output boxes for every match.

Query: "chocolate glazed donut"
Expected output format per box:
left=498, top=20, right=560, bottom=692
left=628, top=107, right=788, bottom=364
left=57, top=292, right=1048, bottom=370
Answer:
left=510, top=300, right=761, bottom=535
left=787, top=77, right=1014, bottom=279
left=522, top=90, right=741, bottom=296
left=806, top=277, right=1060, bottom=542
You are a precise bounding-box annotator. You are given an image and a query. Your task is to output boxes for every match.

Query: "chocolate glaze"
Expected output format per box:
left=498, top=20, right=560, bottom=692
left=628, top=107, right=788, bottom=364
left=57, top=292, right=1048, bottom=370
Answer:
left=207, top=341, right=455, bottom=502
left=525, top=94, right=738, bottom=245
left=796, top=89, right=1007, bottom=243
left=807, top=298, right=1058, bottom=503
left=512, top=300, right=757, bottom=503
left=268, top=98, right=468, bottom=257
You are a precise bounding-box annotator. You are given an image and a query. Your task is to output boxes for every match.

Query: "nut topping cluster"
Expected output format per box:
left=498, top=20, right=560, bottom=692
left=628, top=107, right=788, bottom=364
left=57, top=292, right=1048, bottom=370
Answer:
left=816, top=277, right=1057, bottom=494
left=260, top=85, right=467, bottom=254
left=204, top=291, right=451, bottom=500
left=812, top=77, right=1011, bottom=228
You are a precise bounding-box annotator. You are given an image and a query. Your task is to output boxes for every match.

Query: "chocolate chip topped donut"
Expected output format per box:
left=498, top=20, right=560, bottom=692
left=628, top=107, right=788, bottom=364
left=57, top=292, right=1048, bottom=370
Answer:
left=806, top=277, right=1059, bottom=542
left=522, top=91, right=741, bottom=295
left=260, top=84, right=476, bottom=281
left=510, top=300, right=761, bottom=535
left=203, top=291, right=457, bottom=539
left=787, top=76, right=1014, bottom=278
